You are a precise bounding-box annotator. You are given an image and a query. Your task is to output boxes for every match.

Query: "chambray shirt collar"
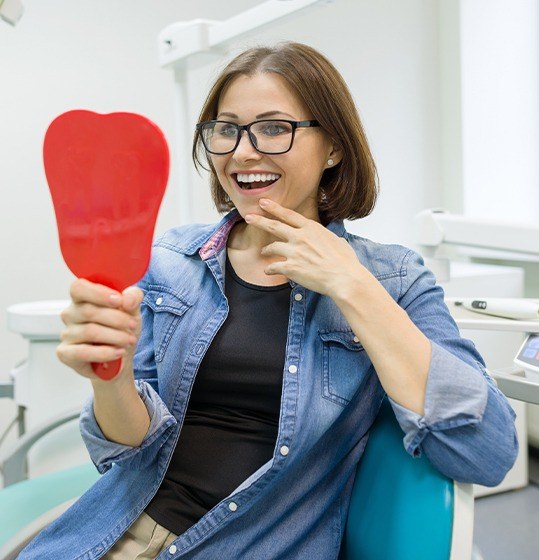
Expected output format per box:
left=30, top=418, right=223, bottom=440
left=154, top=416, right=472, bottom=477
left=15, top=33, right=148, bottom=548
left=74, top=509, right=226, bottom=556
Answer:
left=179, top=209, right=347, bottom=260
left=177, top=210, right=242, bottom=258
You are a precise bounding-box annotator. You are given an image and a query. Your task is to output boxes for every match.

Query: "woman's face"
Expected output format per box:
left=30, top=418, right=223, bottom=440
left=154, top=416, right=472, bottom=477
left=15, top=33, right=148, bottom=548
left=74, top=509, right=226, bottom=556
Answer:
left=210, top=72, right=340, bottom=222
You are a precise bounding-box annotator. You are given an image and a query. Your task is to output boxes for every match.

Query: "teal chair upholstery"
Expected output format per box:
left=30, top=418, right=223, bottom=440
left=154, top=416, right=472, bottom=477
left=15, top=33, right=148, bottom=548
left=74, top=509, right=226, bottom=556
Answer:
left=0, top=400, right=473, bottom=559
left=0, top=463, right=99, bottom=554
left=0, top=410, right=100, bottom=558
left=342, top=398, right=474, bottom=560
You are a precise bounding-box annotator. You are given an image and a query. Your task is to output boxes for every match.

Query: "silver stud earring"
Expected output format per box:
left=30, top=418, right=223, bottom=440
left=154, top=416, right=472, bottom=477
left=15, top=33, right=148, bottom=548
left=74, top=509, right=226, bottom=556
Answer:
left=327, top=159, right=334, bottom=166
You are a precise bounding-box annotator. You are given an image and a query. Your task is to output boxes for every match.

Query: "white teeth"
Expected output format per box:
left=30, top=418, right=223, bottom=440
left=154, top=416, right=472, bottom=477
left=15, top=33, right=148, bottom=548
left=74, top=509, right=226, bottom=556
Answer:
left=236, top=173, right=280, bottom=183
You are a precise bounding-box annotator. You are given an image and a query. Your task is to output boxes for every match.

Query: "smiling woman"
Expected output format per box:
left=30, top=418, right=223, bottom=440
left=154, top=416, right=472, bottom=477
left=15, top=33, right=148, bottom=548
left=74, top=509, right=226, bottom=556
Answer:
left=199, top=71, right=340, bottom=224
left=193, top=42, right=378, bottom=224
left=18, top=42, right=518, bottom=560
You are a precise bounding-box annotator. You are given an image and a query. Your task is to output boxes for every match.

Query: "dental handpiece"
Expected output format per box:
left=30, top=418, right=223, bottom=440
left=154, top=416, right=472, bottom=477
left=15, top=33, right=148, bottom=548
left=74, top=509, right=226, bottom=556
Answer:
left=454, top=298, right=539, bottom=321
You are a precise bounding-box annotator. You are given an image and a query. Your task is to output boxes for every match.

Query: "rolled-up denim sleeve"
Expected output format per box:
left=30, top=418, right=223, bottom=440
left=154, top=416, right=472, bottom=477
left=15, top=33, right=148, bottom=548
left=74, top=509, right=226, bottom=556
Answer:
left=389, top=249, right=518, bottom=486
left=80, top=380, right=177, bottom=474
left=390, top=341, right=488, bottom=452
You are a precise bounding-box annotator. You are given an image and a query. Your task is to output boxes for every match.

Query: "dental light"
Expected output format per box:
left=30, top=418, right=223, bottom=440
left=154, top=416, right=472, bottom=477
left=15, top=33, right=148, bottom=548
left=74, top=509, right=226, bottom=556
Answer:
left=0, top=0, right=23, bottom=26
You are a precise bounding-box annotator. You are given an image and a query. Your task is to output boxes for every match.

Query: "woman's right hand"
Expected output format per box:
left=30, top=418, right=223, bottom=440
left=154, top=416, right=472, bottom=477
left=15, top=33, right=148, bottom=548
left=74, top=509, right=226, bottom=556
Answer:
left=57, top=278, right=143, bottom=382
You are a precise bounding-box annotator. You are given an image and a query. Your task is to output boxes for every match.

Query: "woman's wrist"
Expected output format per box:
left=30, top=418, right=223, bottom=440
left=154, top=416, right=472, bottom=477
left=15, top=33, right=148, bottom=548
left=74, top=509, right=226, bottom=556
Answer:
left=91, top=361, right=140, bottom=411
left=91, top=370, right=134, bottom=391
left=328, top=264, right=379, bottom=311
left=91, top=367, right=150, bottom=447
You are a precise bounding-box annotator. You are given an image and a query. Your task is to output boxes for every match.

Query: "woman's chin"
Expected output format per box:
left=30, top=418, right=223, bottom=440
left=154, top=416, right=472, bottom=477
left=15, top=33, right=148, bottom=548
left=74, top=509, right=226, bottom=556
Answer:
left=236, top=199, right=276, bottom=217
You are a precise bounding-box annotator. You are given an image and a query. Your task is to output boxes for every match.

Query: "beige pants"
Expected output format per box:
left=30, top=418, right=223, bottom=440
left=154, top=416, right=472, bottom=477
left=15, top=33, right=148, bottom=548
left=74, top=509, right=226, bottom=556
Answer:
left=102, top=512, right=178, bottom=560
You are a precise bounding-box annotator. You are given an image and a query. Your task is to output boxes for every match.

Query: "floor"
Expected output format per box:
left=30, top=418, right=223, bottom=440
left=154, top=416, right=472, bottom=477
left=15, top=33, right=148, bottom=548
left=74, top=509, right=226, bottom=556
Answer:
left=473, top=447, right=539, bottom=559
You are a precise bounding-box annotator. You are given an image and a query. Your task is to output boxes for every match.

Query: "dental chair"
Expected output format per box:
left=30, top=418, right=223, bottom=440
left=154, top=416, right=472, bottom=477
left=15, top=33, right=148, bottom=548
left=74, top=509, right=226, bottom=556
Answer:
left=0, top=399, right=474, bottom=560
left=342, top=398, right=474, bottom=559
left=0, top=410, right=99, bottom=559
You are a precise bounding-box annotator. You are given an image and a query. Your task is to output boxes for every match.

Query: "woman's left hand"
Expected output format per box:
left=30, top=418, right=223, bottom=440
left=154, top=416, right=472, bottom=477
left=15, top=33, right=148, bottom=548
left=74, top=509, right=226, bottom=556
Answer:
left=245, top=198, right=365, bottom=298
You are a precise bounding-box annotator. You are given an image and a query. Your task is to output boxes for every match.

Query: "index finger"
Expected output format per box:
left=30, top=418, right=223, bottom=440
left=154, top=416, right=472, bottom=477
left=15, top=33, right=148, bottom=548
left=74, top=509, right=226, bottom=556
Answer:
left=70, top=278, right=122, bottom=308
left=258, top=198, right=309, bottom=228
left=244, top=213, right=295, bottom=240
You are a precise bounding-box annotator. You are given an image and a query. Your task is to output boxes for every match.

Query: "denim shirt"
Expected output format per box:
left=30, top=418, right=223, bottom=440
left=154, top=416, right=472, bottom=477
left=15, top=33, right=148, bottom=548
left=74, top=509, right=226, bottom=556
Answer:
left=20, top=211, right=518, bottom=560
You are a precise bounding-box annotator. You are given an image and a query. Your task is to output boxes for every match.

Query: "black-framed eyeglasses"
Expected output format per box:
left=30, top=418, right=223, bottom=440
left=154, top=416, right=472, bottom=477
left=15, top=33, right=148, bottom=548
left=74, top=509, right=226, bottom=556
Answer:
left=196, top=119, right=320, bottom=155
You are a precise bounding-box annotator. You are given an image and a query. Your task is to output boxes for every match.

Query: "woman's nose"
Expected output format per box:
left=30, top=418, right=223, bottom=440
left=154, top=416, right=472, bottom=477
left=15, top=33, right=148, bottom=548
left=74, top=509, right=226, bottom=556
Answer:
left=232, top=131, right=261, bottom=161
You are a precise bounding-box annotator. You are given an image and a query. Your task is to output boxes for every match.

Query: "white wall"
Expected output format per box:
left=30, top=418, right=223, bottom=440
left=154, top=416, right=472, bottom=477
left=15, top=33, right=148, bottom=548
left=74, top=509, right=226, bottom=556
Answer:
left=459, top=0, right=539, bottom=221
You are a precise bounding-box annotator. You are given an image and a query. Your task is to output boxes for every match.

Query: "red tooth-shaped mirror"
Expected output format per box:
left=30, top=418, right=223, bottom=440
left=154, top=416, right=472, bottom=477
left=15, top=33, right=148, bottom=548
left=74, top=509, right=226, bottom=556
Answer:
left=43, top=110, right=169, bottom=380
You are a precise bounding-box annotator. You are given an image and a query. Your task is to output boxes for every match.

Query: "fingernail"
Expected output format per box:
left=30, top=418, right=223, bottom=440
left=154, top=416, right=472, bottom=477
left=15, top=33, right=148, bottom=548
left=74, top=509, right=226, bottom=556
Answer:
left=109, top=294, right=121, bottom=306
left=114, top=348, right=126, bottom=357
left=259, top=198, right=270, bottom=206
left=244, top=214, right=252, bottom=223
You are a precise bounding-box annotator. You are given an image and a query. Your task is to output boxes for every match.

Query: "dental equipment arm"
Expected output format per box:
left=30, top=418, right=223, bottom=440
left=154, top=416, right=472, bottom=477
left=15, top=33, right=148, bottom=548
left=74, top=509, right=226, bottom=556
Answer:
left=158, top=0, right=334, bottom=68
left=0, top=409, right=81, bottom=486
left=414, top=209, right=539, bottom=281
left=0, top=0, right=23, bottom=26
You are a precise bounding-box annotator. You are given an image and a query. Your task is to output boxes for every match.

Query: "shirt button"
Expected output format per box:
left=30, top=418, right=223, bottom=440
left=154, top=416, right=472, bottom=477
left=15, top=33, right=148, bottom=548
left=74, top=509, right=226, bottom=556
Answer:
left=294, top=293, right=303, bottom=301
left=280, top=445, right=290, bottom=456
left=353, top=336, right=360, bottom=343
left=228, top=501, right=238, bottom=512
left=169, top=544, right=177, bottom=554
left=156, top=297, right=163, bottom=305
left=288, top=365, right=297, bottom=374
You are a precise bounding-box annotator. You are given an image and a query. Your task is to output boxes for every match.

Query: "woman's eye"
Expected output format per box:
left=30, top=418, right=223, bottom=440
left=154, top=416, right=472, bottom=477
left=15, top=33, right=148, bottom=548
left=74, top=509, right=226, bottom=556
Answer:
left=217, top=125, right=237, bottom=137
left=261, top=123, right=288, bottom=136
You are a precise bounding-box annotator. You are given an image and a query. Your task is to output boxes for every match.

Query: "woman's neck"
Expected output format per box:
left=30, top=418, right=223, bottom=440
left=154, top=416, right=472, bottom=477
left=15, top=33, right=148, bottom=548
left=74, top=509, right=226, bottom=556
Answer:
left=226, top=221, right=288, bottom=286
left=227, top=220, right=276, bottom=252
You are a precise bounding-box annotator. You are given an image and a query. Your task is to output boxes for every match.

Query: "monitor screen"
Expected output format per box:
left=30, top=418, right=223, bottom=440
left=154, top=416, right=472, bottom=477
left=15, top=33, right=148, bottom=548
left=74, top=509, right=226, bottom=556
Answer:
left=515, top=334, right=539, bottom=369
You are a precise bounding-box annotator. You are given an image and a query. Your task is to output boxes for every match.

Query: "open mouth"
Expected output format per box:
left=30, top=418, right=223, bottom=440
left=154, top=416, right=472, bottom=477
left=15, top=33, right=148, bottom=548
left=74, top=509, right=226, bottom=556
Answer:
left=233, top=172, right=281, bottom=190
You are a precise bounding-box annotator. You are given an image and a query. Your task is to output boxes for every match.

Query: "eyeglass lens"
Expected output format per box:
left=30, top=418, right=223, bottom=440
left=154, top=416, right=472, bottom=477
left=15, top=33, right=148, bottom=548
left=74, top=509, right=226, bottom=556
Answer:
left=201, top=120, right=295, bottom=154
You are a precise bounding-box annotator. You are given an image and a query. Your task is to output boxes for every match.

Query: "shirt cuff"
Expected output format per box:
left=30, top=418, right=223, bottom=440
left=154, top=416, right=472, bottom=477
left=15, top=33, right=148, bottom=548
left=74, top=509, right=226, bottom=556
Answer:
left=388, top=341, right=489, bottom=456
left=80, top=380, right=177, bottom=473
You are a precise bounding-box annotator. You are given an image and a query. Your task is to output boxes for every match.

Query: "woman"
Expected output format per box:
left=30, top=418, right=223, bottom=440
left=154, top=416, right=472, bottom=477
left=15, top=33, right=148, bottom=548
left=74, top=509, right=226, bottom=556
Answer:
left=20, top=42, right=518, bottom=560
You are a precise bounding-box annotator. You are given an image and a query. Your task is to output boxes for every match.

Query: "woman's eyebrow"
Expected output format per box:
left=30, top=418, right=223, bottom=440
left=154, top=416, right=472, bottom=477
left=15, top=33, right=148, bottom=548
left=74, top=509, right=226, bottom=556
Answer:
left=256, top=110, right=295, bottom=119
left=216, top=112, right=238, bottom=119
left=215, top=110, right=296, bottom=120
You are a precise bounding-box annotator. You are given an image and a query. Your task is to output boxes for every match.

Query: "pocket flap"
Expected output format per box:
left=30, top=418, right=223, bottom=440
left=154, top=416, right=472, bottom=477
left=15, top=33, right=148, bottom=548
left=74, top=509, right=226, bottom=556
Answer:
left=318, top=330, right=364, bottom=351
left=143, top=286, right=192, bottom=315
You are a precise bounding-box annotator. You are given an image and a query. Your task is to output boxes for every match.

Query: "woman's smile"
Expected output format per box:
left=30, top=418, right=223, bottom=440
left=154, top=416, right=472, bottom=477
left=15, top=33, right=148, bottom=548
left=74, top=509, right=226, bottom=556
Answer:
left=234, top=172, right=281, bottom=190
left=230, top=171, right=282, bottom=195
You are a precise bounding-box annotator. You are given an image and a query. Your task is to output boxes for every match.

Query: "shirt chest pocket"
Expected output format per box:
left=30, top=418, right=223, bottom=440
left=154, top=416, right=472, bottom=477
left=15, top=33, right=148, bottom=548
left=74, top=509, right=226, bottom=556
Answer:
left=143, top=287, right=192, bottom=363
left=319, top=330, right=370, bottom=407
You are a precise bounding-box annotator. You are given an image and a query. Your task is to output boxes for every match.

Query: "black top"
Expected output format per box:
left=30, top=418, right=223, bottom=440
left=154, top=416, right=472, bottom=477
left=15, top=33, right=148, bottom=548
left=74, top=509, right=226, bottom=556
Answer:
left=145, top=257, right=291, bottom=535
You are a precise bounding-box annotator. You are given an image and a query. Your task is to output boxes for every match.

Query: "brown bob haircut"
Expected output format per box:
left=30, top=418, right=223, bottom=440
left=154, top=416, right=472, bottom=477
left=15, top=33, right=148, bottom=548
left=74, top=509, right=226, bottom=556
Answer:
left=193, top=42, right=378, bottom=223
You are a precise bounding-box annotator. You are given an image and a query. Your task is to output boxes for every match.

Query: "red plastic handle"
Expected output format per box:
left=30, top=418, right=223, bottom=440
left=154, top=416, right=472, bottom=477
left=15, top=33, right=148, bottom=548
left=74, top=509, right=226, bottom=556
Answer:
left=92, top=358, right=123, bottom=381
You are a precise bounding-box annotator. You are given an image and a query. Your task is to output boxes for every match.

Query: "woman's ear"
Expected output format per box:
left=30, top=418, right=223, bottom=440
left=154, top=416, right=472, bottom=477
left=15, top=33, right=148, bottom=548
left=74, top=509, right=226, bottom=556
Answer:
left=326, top=144, right=343, bottom=168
